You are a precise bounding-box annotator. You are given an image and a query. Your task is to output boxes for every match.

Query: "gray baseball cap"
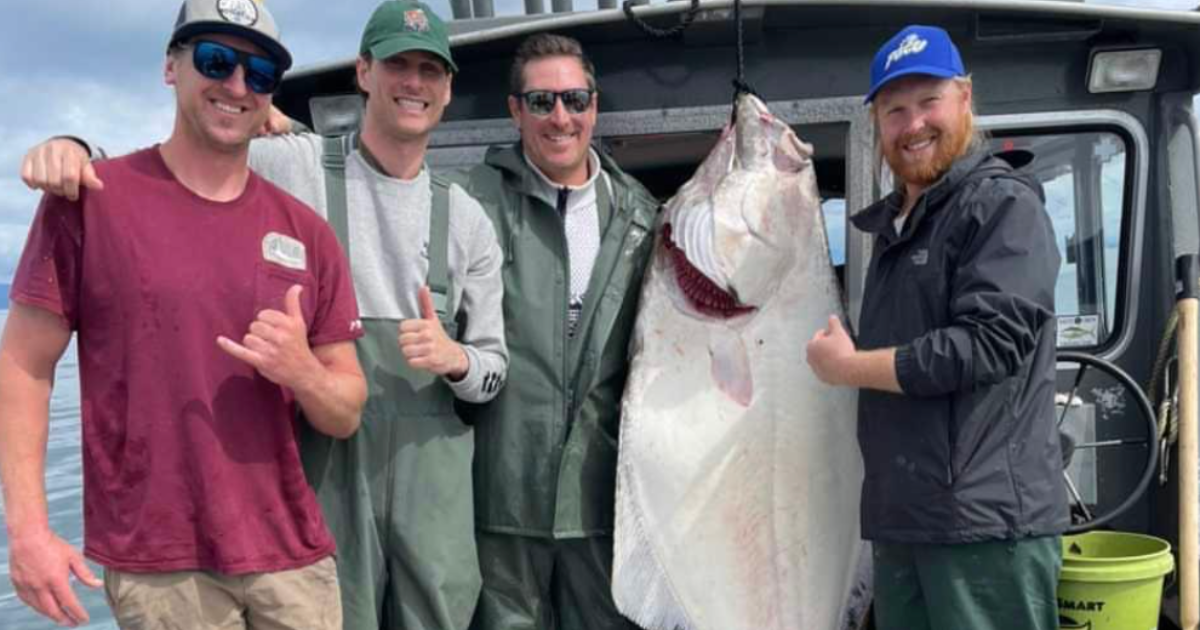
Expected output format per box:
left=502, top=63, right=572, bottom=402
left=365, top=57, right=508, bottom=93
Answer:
left=169, top=0, right=293, bottom=71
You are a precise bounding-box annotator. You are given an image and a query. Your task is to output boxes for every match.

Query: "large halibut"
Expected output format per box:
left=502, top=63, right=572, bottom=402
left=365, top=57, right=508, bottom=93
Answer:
left=614, top=94, right=867, bottom=630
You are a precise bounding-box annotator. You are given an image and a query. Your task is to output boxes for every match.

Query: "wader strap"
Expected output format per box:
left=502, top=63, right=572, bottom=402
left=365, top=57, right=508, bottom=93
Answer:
left=321, top=134, right=453, bottom=324
left=427, top=174, right=452, bottom=320
left=321, top=133, right=355, bottom=254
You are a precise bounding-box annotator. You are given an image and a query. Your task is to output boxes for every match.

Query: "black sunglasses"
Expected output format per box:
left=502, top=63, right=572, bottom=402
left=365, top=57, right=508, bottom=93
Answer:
left=513, top=89, right=595, bottom=116
left=189, top=40, right=283, bottom=95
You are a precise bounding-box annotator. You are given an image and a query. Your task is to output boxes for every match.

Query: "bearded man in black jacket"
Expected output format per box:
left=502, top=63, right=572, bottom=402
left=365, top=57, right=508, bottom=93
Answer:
left=806, top=24, right=1068, bottom=630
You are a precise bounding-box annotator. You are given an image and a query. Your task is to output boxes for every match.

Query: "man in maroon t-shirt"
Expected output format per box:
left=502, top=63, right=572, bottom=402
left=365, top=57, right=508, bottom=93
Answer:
left=0, top=1, right=367, bottom=628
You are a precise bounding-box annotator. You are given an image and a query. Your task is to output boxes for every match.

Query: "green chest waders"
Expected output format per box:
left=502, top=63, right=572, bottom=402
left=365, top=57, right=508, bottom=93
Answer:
left=299, top=134, right=481, bottom=630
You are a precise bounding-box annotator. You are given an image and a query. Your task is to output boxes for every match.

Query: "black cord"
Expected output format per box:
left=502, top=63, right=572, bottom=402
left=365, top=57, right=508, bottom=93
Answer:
left=621, top=0, right=759, bottom=117
left=735, top=0, right=745, bottom=86
left=730, top=0, right=760, bottom=107
left=621, top=0, right=702, bottom=39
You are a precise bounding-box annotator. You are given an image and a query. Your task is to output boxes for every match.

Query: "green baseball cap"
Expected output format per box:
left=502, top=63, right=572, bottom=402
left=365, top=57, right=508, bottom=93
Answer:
left=360, top=0, right=457, bottom=73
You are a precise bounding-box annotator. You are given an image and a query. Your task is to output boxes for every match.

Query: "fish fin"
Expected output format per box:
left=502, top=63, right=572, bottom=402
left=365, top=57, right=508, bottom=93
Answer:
left=710, top=334, right=753, bottom=406
left=613, top=470, right=695, bottom=630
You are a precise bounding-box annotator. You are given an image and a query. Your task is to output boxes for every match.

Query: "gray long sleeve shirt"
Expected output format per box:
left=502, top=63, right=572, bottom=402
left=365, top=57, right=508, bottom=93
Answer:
left=249, top=133, right=508, bottom=403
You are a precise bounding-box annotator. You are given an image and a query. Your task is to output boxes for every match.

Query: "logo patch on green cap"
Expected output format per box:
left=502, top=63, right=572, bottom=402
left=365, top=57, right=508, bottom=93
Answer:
left=360, top=0, right=456, bottom=72
left=403, top=9, right=430, bottom=32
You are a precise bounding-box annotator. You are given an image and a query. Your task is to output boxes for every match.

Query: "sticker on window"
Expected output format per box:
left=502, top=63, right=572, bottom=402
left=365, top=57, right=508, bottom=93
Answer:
left=1058, top=315, right=1100, bottom=348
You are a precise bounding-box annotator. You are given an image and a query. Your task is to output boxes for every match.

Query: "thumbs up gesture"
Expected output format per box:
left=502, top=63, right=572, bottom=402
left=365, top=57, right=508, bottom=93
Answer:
left=218, top=284, right=319, bottom=387
left=399, top=286, right=469, bottom=381
left=805, top=314, right=855, bottom=386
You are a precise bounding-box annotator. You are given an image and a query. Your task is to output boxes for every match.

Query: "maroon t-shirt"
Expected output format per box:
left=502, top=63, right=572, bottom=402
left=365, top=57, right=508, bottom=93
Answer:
left=11, top=147, right=363, bottom=574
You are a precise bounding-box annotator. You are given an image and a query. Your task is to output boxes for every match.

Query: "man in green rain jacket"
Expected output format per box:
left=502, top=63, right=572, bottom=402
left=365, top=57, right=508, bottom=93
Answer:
left=451, top=33, right=657, bottom=630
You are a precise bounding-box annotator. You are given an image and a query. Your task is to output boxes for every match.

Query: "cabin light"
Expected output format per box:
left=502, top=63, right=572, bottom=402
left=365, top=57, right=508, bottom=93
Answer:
left=1087, top=49, right=1161, bottom=94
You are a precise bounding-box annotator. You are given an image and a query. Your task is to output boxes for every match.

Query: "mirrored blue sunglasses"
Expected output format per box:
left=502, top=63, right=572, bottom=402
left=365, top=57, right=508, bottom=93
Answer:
left=190, top=40, right=282, bottom=95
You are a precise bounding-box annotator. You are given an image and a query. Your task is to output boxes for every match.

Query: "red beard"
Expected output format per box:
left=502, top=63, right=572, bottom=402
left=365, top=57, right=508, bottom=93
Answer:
left=884, top=111, right=974, bottom=189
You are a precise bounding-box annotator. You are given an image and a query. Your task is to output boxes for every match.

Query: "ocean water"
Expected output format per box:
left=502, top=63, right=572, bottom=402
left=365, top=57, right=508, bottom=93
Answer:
left=0, top=311, right=117, bottom=629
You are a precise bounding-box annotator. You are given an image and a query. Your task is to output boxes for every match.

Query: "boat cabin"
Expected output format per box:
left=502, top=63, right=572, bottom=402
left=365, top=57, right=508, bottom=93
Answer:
left=275, top=2, right=1200, bottom=626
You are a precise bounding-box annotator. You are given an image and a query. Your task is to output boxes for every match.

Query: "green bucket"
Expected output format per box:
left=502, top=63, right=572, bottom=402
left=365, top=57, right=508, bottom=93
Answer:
left=1058, top=531, right=1174, bottom=630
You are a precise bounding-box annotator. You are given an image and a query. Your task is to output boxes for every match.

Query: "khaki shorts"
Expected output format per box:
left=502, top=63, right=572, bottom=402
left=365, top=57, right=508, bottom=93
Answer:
left=103, top=555, right=341, bottom=630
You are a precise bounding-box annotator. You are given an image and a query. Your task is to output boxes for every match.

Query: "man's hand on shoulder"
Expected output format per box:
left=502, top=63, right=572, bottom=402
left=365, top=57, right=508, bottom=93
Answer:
left=256, top=105, right=294, bottom=137
left=20, top=138, right=104, bottom=202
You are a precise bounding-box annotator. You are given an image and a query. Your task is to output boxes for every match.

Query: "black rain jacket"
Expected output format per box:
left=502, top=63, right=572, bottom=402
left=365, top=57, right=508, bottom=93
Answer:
left=850, top=150, right=1069, bottom=543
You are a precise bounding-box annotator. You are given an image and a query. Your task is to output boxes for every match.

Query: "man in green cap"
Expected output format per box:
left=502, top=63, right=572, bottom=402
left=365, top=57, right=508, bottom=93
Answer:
left=19, top=2, right=507, bottom=630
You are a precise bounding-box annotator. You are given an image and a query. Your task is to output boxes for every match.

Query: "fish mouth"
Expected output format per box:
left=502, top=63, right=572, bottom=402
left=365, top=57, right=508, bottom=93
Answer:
left=662, top=223, right=756, bottom=319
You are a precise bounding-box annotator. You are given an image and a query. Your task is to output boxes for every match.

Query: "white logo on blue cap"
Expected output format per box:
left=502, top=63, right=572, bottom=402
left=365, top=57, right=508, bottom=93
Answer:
left=217, top=0, right=259, bottom=26
left=885, top=33, right=928, bottom=71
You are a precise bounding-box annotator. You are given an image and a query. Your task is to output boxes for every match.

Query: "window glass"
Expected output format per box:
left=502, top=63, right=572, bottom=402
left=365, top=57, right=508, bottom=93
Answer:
left=822, top=197, right=847, bottom=266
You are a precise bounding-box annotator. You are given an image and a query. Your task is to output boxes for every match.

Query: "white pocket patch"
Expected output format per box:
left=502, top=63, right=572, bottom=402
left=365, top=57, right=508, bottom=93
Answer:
left=262, top=232, right=307, bottom=271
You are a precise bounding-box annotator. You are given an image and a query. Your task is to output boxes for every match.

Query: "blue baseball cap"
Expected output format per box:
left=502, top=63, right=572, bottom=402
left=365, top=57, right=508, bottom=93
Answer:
left=865, top=25, right=965, bottom=104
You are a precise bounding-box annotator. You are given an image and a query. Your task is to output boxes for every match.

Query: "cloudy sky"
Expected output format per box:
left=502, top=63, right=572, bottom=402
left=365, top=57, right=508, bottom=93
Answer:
left=0, top=0, right=1196, bottom=285
left=0, top=0, right=500, bottom=284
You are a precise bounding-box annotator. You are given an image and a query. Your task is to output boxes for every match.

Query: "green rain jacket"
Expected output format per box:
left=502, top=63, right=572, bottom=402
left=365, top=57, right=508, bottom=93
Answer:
left=451, top=144, right=657, bottom=538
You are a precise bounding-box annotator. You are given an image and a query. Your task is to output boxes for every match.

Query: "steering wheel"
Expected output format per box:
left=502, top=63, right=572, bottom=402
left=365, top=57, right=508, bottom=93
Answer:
left=1055, top=351, right=1159, bottom=534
